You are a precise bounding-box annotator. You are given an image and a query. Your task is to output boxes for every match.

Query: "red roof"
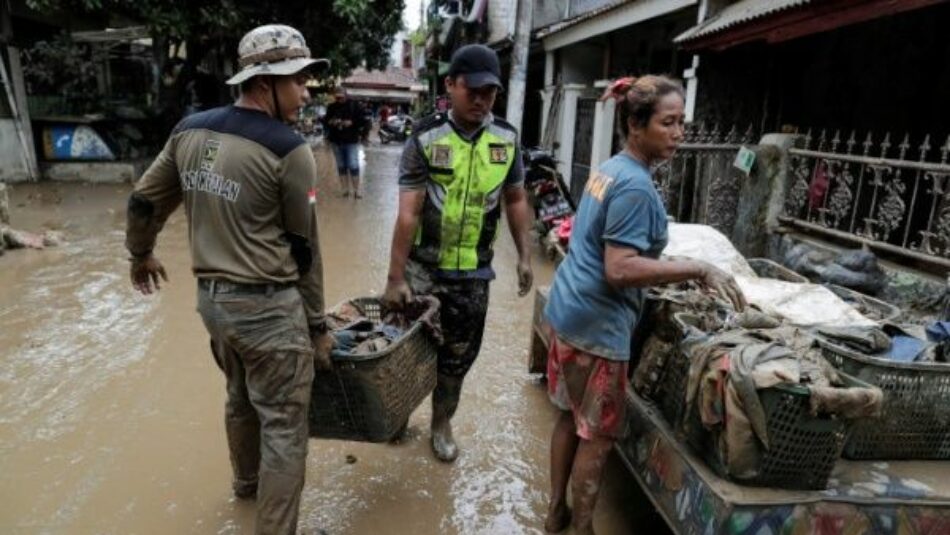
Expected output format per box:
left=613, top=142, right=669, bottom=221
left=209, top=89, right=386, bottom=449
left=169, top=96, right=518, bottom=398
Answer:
left=342, top=67, right=422, bottom=90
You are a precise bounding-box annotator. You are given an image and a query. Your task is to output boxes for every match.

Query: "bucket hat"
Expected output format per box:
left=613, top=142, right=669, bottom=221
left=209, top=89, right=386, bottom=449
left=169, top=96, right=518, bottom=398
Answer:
left=226, top=24, right=330, bottom=86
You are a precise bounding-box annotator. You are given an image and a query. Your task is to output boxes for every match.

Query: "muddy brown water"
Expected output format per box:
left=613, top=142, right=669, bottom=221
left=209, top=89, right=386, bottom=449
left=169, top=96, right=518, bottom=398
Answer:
left=0, top=144, right=668, bottom=534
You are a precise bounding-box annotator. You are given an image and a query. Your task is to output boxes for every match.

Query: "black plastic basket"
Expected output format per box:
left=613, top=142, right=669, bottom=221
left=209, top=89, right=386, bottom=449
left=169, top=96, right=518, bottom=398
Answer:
left=818, top=338, right=950, bottom=459
left=659, top=313, right=862, bottom=490
left=309, top=298, right=438, bottom=442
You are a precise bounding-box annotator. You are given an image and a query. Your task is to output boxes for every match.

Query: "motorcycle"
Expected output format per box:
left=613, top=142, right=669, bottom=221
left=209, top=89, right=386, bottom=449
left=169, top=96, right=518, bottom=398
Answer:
left=379, top=114, right=413, bottom=144
left=522, top=146, right=575, bottom=255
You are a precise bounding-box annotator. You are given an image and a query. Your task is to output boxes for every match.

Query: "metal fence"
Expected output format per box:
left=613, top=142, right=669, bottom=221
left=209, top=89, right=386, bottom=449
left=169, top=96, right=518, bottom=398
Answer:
left=779, top=129, right=950, bottom=268
left=570, top=97, right=597, bottom=205
left=654, top=123, right=755, bottom=236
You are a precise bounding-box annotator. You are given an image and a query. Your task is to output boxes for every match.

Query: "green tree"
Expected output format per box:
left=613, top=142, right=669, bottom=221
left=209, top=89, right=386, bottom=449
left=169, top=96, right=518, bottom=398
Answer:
left=25, top=0, right=405, bottom=128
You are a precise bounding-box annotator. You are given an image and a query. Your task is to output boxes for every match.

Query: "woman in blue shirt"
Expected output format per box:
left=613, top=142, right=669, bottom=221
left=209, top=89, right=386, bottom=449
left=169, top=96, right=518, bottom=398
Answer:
left=543, top=76, right=746, bottom=534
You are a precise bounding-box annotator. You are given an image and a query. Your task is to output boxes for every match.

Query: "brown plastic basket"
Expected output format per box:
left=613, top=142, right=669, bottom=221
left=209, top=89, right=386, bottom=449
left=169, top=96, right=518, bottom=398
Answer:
left=818, top=338, right=950, bottom=459
left=309, top=298, right=438, bottom=442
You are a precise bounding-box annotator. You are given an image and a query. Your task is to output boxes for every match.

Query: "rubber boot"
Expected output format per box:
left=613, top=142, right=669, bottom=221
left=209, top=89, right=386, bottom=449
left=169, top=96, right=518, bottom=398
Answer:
left=431, top=373, right=464, bottom=462
left=353, top=176, right=363, bottom=199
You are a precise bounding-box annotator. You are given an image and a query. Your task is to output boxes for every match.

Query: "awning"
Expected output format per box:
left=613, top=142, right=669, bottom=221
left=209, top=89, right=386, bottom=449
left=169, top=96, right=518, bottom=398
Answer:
left=675, top=0, right=944, bottom=51
left=537, top=0, right=696, bottom=51
left=343, top=87, right=423, bottom=103
left=674, top=0, right=810, bottom=45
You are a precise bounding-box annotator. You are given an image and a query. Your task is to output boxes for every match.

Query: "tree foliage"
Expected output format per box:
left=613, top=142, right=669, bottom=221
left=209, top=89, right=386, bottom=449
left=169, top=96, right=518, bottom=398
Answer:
left=24, top=0, right=406, bottom=75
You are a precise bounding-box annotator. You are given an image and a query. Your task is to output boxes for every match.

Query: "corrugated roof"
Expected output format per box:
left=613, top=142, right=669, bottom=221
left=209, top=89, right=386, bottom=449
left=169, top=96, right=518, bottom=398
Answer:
left=535, top=0, right=628, bottom=39
left=674, top=0, right=811, bottom=43
left=342, top=67, right=422, bottom=90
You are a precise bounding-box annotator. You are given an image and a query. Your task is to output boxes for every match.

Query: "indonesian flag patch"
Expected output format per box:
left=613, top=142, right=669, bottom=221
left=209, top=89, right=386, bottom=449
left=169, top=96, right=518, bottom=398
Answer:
left=308, top=188, right=317, bottom=204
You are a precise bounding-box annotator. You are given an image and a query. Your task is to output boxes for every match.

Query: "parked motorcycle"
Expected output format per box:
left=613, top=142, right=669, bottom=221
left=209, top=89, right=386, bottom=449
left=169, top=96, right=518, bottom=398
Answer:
left=379, top=114, right=413, bottom=144
left=522, top=146, right=575, bottom=253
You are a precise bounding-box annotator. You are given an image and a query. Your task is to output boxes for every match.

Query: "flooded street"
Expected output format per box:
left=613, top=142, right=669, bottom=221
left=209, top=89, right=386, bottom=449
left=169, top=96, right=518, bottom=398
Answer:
left=0, top=143, right=666, bottom=534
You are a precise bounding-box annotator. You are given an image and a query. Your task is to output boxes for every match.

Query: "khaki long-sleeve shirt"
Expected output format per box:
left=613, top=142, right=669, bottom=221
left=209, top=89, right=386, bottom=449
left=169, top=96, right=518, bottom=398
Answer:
left=126, top=105, right=325, bottom=330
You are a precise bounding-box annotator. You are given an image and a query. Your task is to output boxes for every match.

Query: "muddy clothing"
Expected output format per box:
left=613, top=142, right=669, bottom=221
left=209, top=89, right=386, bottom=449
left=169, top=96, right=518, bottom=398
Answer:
left=407, top=259, right=488, bottom=378
left=199, top=284, right=313, bottom=533
left=547, top=331, right=628, bottom=440
left=126, top=105, right=325, bottom=331
left=398, top=111, right=524, bottom=280
left=125, top=104, right=324, bottom=535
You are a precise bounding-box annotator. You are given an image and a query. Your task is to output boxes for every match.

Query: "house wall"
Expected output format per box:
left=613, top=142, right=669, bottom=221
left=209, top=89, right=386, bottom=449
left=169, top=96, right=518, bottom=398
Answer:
left=693, top=2, right=950, bottom=139
left=0, top=119, right=30, bottom=181
left=559, top=41, right=604, bottom=84
left=488, top=0, right=516, bottom=44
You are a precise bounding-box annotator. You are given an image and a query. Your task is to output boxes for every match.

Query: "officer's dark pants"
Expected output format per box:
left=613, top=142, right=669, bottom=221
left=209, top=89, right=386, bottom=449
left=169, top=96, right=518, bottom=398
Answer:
left=197, top=282, right=314, bottom=535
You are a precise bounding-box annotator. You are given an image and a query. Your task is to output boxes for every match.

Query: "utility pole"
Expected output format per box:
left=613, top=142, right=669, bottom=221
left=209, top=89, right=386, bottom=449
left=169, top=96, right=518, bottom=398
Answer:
left=506, top=0, right=532, bottom=139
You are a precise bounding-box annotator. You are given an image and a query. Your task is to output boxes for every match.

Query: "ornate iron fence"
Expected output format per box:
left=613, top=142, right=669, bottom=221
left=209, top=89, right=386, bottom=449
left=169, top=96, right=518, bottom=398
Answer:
left=780, top=129, right=950, bottom=268
left=654, top=123, right=756, bottom=236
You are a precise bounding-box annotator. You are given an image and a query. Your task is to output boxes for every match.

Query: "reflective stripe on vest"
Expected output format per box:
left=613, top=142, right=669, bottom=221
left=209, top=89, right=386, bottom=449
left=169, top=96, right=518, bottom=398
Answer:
left=415, top=122, right=516, bottom=271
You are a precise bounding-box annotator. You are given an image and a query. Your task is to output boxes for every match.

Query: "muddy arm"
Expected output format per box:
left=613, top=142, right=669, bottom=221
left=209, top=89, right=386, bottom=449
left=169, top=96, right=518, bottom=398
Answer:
left=125, top=139, right=182, bottom=258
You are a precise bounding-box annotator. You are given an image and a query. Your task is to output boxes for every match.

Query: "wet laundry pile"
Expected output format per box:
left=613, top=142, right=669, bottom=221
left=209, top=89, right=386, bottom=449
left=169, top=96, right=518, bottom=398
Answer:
left=635, top=280, right=883, bottom=481
left=326, top=296, right=442, bottom=359
left=681, top=326, right=882, bottom=480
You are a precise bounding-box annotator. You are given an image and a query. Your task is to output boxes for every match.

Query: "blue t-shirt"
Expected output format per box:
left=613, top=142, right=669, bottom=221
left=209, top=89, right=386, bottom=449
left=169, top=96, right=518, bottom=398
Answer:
left=544, top=153, right=669, bottom=361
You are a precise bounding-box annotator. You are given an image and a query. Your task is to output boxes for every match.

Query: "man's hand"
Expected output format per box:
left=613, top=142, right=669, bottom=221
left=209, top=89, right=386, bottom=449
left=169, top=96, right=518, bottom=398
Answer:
left=697, top=262, right=747, bottom=311
left=517, top=260, right=533, bottom=297
left=382, top=278, right=413, bottom=309
left=130, top=254, right=168, bottom=295
left=312, top=331, right=334, bottom=371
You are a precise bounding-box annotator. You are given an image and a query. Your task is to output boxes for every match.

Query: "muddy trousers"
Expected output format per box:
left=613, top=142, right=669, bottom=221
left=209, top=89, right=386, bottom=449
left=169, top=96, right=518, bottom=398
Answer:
left=197, top=283, right=315, bottom=535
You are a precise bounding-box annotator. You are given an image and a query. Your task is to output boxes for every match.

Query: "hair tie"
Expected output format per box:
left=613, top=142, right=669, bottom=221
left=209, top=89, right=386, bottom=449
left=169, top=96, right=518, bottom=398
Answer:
left=599, top=76, right=636, bottom=102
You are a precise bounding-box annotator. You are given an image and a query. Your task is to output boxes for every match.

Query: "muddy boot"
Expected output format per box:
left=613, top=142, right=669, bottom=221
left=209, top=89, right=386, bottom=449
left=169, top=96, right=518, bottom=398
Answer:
left=431, top=374, right=463, bottom=462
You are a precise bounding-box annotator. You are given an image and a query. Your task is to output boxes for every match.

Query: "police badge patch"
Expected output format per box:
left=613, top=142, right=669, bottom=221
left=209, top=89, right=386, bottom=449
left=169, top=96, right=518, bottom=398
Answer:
left=489, top=144, right=508, bottom=164
left=431, top=144, right=453, bottom=168
left=200, top=140, right=221, bottom=171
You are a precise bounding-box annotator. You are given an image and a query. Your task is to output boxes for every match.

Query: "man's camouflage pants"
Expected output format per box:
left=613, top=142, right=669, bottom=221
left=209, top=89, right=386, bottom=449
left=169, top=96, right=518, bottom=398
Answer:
left=197, top=281, right=314, bottom=535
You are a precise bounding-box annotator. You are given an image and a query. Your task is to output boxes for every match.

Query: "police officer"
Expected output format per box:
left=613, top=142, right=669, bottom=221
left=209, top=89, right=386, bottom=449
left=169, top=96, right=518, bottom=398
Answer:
left=383, top=44, right=534, bottom=462
left=126, top=24, right=330, bottom=534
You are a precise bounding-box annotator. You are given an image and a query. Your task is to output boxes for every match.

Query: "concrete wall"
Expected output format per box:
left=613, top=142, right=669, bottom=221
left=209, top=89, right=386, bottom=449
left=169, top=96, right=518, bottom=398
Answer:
left=533, top=0, right=569, bottom=30
left=488, top=0, right=516, bottom=44
left=0, top=119, right=29, bottom=182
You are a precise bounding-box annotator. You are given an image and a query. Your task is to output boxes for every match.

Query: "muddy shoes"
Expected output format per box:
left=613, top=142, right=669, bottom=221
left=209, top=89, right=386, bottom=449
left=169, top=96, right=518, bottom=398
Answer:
left=431, top=374, right=464, bottom=462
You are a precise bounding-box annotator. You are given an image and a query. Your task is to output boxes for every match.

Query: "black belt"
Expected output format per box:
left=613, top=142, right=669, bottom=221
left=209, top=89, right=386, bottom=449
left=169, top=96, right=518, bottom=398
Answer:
left=198, top=278, right=294, bottom=295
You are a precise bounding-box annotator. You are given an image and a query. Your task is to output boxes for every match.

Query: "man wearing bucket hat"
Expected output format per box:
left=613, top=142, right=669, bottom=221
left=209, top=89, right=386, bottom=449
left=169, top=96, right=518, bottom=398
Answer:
left=383, top=44, right=534, bottom=462
left=126, top=24, right=330, bottom=534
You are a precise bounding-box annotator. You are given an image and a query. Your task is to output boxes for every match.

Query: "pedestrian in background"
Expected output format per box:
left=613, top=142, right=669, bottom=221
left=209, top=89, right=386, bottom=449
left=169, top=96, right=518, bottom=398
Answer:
left=383, top=44, right=534, bottom=463
left=542, top=75, right=746, bottom=535
left=324, top=88, right=369, bottom=198
left=125, top=24, right=332, bottom=535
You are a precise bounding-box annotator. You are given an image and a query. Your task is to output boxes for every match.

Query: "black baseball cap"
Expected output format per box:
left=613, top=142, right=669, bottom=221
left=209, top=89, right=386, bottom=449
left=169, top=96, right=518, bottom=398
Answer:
left=447, top=44, right=503, bottom=89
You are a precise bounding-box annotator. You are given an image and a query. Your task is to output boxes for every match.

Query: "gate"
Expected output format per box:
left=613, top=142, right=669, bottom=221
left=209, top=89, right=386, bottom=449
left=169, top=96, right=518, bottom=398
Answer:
left=570, top=97, right=597, bottom=205
left=654, top=124, right=755, bottom=237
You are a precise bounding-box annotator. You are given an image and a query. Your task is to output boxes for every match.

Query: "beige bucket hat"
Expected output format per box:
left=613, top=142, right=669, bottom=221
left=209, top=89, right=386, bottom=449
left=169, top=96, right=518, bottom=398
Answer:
left=226, top=24, right=330, bottom=85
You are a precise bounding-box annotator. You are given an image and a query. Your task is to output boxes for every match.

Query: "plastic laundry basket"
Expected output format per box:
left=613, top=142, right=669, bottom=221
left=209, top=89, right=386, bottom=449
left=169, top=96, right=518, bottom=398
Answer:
left=309, top=297, right=438, bottom=442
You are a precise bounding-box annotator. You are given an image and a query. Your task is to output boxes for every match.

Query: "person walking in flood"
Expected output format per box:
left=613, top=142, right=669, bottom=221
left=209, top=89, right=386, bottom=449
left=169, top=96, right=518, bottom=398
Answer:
left=382, top=44, right=534, bottom=462
left=125, top=24, right=332, bottom=535
left=323, top=87, right=369, bottom=198
left=542, top=76, right=746, bottom=535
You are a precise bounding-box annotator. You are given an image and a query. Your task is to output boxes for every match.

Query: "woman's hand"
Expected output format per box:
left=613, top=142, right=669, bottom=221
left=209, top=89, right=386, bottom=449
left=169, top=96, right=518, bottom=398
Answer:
left=697, top=262, right=747, bottom=311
